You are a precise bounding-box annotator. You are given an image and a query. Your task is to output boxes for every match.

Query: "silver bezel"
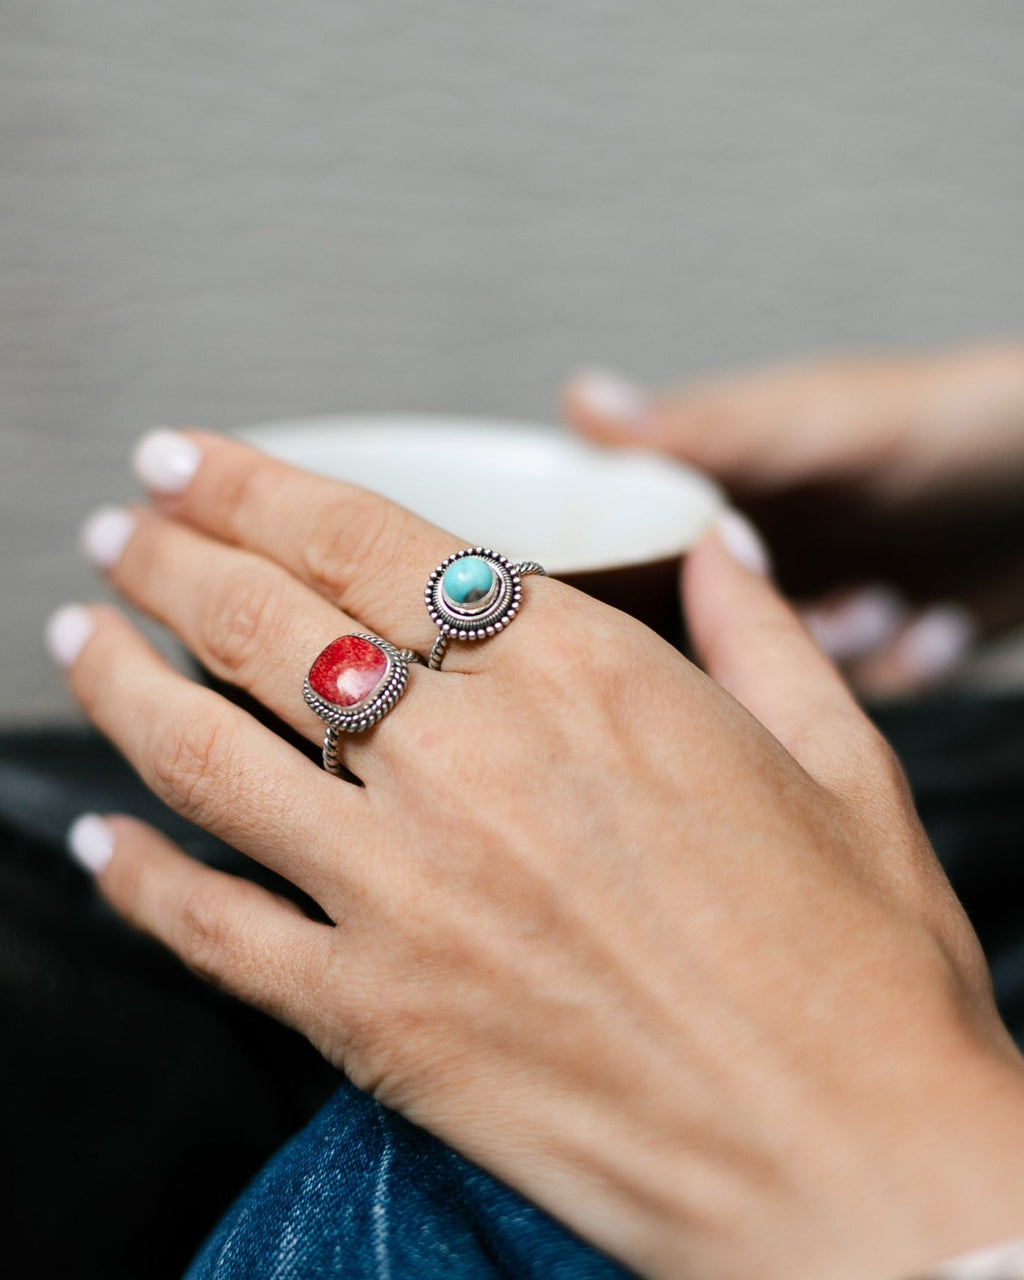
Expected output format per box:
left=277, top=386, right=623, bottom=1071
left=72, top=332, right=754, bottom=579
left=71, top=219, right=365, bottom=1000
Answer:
left=425, top=548, right=523, bottom=640
left=303, top=634, right=412, bottom=734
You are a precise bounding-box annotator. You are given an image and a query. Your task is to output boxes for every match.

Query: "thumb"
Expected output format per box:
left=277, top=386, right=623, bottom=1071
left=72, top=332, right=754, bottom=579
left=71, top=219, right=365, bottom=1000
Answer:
left=683, top=510, right=880, bottom=791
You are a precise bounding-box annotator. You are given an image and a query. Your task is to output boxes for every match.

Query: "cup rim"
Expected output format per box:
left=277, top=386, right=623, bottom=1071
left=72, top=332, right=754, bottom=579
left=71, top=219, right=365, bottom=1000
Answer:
left=235, top=413, right=725, bottom=574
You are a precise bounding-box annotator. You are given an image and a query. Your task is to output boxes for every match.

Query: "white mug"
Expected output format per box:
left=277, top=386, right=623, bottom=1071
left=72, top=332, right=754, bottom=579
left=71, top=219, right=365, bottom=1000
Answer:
left=236, top=414, right=724, bottom=643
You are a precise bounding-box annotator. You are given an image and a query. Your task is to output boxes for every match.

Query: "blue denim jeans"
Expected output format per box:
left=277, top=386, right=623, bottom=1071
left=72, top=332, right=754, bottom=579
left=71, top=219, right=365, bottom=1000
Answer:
left=185, top=1077, right=635, bottom=1279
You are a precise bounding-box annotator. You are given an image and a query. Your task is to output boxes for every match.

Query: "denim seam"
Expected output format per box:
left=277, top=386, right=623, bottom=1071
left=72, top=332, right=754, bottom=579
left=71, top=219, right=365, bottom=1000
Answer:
left=371, top=1111, right=395, bottom=1280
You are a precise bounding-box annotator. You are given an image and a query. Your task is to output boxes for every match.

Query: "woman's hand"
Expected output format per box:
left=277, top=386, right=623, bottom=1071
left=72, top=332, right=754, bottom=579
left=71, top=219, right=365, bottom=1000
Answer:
left=565, top=344, right=1024, bottom=696
left=50, top=430, right=1024, bottom=1279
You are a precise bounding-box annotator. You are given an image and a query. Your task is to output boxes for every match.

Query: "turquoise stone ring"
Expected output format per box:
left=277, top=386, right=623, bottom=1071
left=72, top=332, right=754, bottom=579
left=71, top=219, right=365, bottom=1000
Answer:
left=425, top=547, right=546, bottom=670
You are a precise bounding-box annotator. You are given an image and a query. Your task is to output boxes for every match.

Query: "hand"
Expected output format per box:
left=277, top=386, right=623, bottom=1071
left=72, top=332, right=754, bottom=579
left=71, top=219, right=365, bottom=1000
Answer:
left=50, top=430, right=1024, bottom=1279
left=565, top=344, right=1024, bottom=696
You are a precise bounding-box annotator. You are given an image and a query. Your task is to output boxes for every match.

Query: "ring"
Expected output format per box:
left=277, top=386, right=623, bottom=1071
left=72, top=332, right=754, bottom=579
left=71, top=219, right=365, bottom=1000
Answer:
left=424, top=547, right=547, bottom=670
left=303, top=634, right=424, bottom=776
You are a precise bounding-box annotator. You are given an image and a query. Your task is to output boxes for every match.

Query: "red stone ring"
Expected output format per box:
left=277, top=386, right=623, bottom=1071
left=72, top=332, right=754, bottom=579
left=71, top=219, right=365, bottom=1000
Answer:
left=303, top=634, right=424, bottom=776
left=425, top=548, right=547, bottom=670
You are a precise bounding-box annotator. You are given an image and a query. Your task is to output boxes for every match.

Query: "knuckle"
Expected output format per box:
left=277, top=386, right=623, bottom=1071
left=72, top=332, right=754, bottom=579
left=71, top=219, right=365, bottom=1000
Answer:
left=200, top=565, right=282, bottom=678
left=174, top=887, right=236, bottom=986
left=305, top=959, right=374, bottom=1070
left=832, top=721, right=912, bottom=807
left=300, top=495, right=405, bottom=604
left=873, top=744, right=914, bottom=807
left=219, top=453, right=269, bottom=542
left=107, top=841, right=148, bottom=921
left=148, top=710, right=233, bottom=827
left=852, top=723, right=904, bottom=784
left=572, top=624, right=629, bottom=681
left=324, top=989, right=422, bottom=1099
left=509, top=592, right=613, bottom=681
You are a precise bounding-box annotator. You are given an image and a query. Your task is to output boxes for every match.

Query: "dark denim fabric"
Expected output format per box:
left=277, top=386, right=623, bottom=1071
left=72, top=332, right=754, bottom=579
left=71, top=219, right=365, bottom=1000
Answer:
left=185, top=1077, right=633, bottom=1280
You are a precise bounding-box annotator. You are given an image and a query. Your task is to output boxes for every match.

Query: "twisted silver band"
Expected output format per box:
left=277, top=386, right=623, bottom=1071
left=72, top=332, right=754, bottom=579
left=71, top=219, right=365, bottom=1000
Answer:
left=425, top=548, right=547, bottom=671
left=303, top=634, right=424, bottom=776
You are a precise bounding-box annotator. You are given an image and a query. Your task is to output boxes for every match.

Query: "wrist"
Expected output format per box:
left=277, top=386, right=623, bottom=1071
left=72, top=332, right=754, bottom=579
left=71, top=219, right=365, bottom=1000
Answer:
left=601, top=1032, right=1024, bottom=1280
left=861, top=1044, right=1024, bottom=1280
left=769, top=1039, right=1024, bottom=1280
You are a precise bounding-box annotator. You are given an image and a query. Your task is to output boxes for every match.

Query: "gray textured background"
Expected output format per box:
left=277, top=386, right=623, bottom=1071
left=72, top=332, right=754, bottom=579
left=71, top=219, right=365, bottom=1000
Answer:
left=3, top=0, right=1023, bottom=721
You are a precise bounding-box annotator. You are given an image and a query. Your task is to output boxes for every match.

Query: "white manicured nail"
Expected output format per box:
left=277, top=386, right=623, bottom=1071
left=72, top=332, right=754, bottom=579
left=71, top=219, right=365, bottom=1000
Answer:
left=572, top=369, right=649, bottom=428
left=715, top=509, right=770, bottom=576
left=803, top=587, right=907, bottom=662
left=44, top=604, right=95, bottom=668
left=132, top=429, right=200, bottom=494
left=79, top=505, right=136, bottom=569
left=896, top=604, right=976, bottom=680
left=67, top=813, right=114, bottom=875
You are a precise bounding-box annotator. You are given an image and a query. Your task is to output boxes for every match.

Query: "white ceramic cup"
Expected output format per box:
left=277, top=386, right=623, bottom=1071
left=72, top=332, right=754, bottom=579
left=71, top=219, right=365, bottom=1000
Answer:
left=236, top=415, right=724, bottom=643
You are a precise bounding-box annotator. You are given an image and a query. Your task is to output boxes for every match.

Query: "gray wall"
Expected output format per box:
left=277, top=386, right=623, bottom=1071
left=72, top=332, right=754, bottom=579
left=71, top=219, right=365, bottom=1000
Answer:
left=3, top=0, right=1023, bottom=721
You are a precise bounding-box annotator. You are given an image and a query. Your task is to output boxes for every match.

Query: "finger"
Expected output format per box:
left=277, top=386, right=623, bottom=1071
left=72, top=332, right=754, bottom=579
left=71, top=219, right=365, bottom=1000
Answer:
left=46, top=603, right=368, bottom=900
left=800, top=586, right=908, bottom=665
left=848, top=550, right=1024, bottom=697
left=67, top=813, right=333, bottom=1033
left=564, top=362, right=913, bottom=494
left=563, top=367, right=777, bottom=485
left=562, top=369, right=653, bottom=437
left=131, top=428, right=514, bottom=660
left=682, top=511, right=879, bottom=787
left=80, top=503, right=442, bottom=762
left=849, top=604, right=976, bottom=699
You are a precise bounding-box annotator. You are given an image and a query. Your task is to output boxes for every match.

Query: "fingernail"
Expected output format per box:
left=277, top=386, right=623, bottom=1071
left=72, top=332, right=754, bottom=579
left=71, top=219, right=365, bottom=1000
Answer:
left=895, top=604, right=976, bottom=680
left=44, top=604, right=95, bottom=668
left=79, top=505, right=136, bottom=569
left=803, top=587, right=907, bottom=662
left=715, top=509, right=770, bottom=576
left=132, top=429, right=200, bottom=494
left=67, top=813, right=114, bottom=875
left=571, top=369, right=649, bottom=428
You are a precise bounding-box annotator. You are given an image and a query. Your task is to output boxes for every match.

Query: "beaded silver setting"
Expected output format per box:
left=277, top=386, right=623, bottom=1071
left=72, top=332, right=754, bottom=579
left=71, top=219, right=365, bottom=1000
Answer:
left=304, top=634, right=423, bottom=776
left=425, top=547, right=547, bottom=670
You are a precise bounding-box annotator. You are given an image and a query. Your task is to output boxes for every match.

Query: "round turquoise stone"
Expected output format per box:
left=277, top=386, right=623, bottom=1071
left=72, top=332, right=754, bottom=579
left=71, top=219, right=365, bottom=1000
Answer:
left=442, top=557, right=494, bottom=605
